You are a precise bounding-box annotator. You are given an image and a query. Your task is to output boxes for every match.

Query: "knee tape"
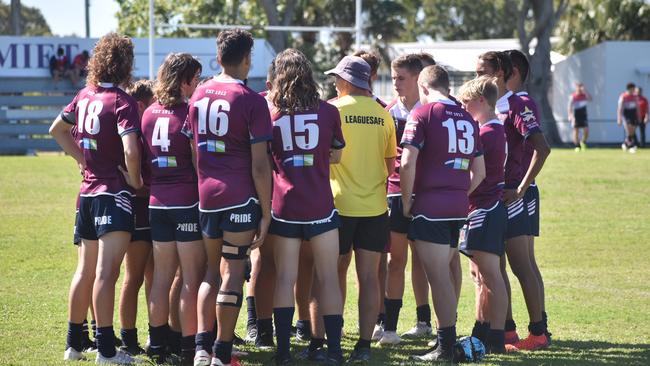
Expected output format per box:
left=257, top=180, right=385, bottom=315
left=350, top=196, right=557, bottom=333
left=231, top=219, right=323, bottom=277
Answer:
left=216, top=290, right=243, bottom=308
left=222, top=240, right=251, bottom=260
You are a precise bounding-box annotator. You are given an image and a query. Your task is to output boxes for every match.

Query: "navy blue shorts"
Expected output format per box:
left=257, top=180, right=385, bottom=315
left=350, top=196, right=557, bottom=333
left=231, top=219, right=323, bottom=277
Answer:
left=73, top=211, right=81, bottom=246
left=407, top=218, right=464, bottom=248
left=505, top=197, right=531, bottom=239
left=269, top=211, right=340, bottom=240
left=132, top=196, right=151, bottom=242
left=524, top=184, right=540, bottom=237
left=76, top=193, right=134, bottom=241
left=339, top=212, right=389, bottom=255
left=150, top=205, right=203, bottom=242
left=200, top=199, right=261, bottom=239
left=388, top=196, right=410, bottom=234
left=459, top=202, right=507, bottom=257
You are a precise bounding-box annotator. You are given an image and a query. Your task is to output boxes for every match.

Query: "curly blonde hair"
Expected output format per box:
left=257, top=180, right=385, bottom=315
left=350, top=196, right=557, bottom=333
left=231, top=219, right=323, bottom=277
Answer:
left=154, top=53, right=202, bottom=108
left=269, top=49, right=319, bottom=114
left=86, top=33, right=134, bottom=88
left=457, top=75, right=499, bottom=108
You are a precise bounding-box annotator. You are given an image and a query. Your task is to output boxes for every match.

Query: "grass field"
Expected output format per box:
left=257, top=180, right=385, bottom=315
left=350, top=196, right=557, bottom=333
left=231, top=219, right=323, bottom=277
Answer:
left=1, top=149, right=650, bottom=365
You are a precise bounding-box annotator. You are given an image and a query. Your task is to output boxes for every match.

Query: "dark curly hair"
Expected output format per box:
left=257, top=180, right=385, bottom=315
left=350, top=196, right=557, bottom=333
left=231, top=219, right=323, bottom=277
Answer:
left=269, top=49, right=319, bottom=114
left=154, top=53, right=202, bottom=107
left=217, top=29, right=254, bottom=67
left=126, top=79, right=154, bottom=104
left=86, top=33, right=134, bottom=87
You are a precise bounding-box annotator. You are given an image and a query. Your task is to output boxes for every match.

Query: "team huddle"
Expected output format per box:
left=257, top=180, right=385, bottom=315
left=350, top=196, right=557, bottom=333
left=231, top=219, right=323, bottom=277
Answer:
left=50, top=29, right=551, bottom=365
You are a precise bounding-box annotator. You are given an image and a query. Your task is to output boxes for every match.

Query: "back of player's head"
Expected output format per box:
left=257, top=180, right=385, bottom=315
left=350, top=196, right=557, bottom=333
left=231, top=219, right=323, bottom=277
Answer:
left=154, top=53, right=202, bottom=107
left=478, top=51, right=513, bottom=82
left=391, top=54, right=424, bottom=75
left=627, top=82, right=636, bottom=91
left=270, top=48, right=319, bottom=114
left=217, top=29, right=254, bottom=67
left=419, top=65, right=449, bottom=92
left=506, top=49, right=529, bottom=82
left=86, top=33, right=134, bottom=87
left=127, top=79, right=154, bottom=104
left=457, top=75, right=498, bottom=108
left=415, top=52, right=436, bottom=67
left=353, top=50, right=381, bottom=77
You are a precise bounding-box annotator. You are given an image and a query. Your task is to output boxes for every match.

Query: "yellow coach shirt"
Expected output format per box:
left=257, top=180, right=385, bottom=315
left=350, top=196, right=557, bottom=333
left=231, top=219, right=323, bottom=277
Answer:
left=330, top=95, right=397, bottom=217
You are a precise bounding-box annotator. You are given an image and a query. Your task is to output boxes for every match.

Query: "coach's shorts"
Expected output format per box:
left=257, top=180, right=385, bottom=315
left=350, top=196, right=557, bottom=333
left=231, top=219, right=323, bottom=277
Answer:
left=200, top=199, right=261, bottom=239
left=459, top=202, right=507, bottom=257
left=505, top=197, right=531, bottom=239
left=76, top=193, right=134, bottom=241
left=339, top=212, right=389, bottom=255
left=388, top=196, right=410, bottom=234
left=269, top=211, right=340, bottom=241
left=524, top=184, right=540, bottom=237
left=132, top=196, right=151, bottom=242
left=573, top=108, right=588, bottom=128
left=150, top=205, right=202, bottom=242
left=407, top=218, right=464, bottom=248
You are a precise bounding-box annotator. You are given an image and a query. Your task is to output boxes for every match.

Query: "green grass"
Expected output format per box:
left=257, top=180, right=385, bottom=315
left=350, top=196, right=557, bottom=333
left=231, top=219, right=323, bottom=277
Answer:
left=1, top=149, right=650, bottom=365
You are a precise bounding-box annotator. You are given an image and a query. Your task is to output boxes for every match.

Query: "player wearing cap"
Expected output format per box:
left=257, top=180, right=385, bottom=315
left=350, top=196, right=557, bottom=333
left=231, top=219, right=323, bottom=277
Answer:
left=50, top=33, right=144, bottom=364
left=186, top=29, right=273, bottom=366
left=402, top=65, right=485, bottom=361
left=618, top=82, right=640, bottom=152
left=568, top=82, right=591, bottom=151
left=326, top=55, right=396, bottom=362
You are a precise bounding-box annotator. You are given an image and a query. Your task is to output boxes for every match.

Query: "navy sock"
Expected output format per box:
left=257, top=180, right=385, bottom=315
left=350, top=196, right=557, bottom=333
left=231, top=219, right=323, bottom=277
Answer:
left=257, top=318, right=273, bottom=336
left=384, top=298, right=402, bottom=332
left=437, top=326, right=456, bottom=350
left=96, top=326, right=117, bottom=358
left=309, top=338, right=325, bottom=352
left=82, top=319, right=90, bottom=338
left=181, top=335, right=195, bottom=353
left=416, top=304, right=431, bottom=325
left=195, top=331, right=215, bottom=353
left=376, top=312, right=386, bottom=326
left=246, top=296, right=257, bottom=328
left=273, top=307, right=294, bottom=359
left=213, top=340, right=233, bottom=364
left=505, top=319, right=517, bottom=332
left=296, top=319, right=311, bottom=335
left=148, top=324, right=169, bottom=352
left=168, top=329, right=182, bottom=355
left=528, top=320, right=545, bottom=336
left=542, top=311, right=548, bottom=330
left=487, top=329, right=505, bottom=349
left=66, top=321, right=84, bottom=352
left=471, top=321, right=489, bottom=344
left=120, top=328, right=138, bottom=348
left=91, top=319, right=97, bottom=339
left=354, top=338, right=371, bottom=350
left=323, top=314, right=343, bottom=359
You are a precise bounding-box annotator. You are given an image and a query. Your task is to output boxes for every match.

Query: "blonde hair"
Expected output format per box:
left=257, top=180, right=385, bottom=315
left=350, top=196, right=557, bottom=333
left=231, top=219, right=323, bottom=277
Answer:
left=457, top=75, right=499, bottom=108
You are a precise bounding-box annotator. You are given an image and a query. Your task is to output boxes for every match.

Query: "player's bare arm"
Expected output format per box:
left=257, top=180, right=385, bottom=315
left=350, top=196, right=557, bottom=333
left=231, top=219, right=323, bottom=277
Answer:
left=507, top=132, right=550, bottom=204
left=49, top=117, right=85, bottom=171
left=400, top=145, right=418, bottom=218
left=251, top=141, right=272, bottom=248
left=467, top=155, right=486, bottom=195
left=385, top=156, right=396, bottom=176
left=330, top=148, right=343, bottom=164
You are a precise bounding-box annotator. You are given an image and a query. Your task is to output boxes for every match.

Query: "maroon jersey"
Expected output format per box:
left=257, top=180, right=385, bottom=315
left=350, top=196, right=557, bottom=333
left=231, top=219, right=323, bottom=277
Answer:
left=270, top=101, right=345, bottom=222
left=141, top=101, right=198, bottom=208
left=401, top=97, right=483, bottom=219
left=184, top=77, right=273, bottom=212
left=517, top=92, right=537, bottom=183
left=385, top=98, right=421, bottom=196
left=469, top=119, right=506, bottom=212
left=60, top=83, right=140, bottom=196
left=496, top=91, right=541, bottom=187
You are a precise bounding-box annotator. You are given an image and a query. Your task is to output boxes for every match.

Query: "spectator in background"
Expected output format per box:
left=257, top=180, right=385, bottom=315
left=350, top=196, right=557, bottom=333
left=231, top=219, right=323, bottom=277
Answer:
left=568, top=82, right=591, bottom=151
left=71, top=50, right=90, bottom=87
left=49, top=47, right=70, bottom=89
left=617, top=82, right=640, bottom=152
left=636, top=87, right=648, bottom=147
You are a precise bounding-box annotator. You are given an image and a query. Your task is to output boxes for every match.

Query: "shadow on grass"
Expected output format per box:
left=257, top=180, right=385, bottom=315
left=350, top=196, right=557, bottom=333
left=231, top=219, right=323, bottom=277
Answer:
left=233, top=337, right=650, bottom=365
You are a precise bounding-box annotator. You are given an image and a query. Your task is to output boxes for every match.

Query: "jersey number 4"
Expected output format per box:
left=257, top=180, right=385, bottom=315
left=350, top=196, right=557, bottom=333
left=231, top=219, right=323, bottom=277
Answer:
left=275, top=114, right=319, bottom=151
left=151, top=117, right=171, bottom=152
left=194, top=97, right=230, bottom=136
left=442, top=118, right=474, bottom=154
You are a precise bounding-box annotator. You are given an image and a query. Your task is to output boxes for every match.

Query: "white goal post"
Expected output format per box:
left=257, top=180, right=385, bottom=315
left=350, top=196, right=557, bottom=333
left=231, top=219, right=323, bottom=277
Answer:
left=147, top=0, right=363, bottom=79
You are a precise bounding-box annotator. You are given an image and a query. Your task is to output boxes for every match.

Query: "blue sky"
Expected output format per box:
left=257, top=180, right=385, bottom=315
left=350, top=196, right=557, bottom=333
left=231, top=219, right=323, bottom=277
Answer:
left=22, top=0, right=120, bottom=37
